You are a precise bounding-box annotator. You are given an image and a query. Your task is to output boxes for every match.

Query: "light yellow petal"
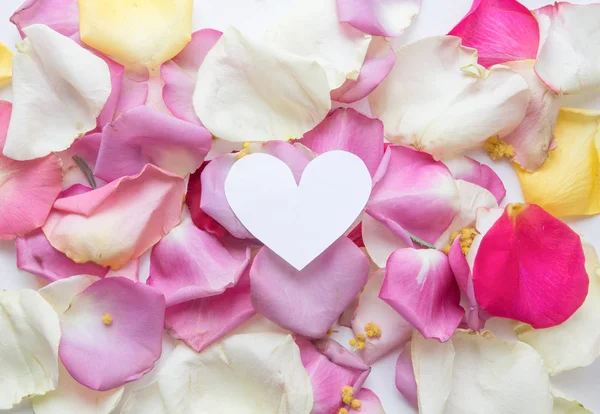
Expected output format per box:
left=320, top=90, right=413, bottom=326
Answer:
left=0, top=41, right=13, bottom=87
left=78, top=0, right=192, bottom=68
left=517, top=108, right=600, bottom=217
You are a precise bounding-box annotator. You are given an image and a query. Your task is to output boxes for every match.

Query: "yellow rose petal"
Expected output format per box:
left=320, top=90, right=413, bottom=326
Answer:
left=78, top=0, right=192, bottom=69
left=0, top=41, right=13, bottom=87
left=517, top=108, right=600, bottom=217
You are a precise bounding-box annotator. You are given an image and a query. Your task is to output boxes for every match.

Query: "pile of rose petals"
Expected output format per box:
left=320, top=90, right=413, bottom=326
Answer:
left=1, top=0, right=600, bottom=413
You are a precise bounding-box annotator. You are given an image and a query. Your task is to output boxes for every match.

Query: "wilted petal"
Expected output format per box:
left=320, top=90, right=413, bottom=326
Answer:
left=0, top=42, right=12, bottom=86
left=193, top=27, right=331, bottom=143
left=517, top=108, right=600, bottom=217
left=369, top=36, right=529, bottom=160
left=79, top=0, right=192, bottom=68
left=95, top=106, right=211, bottom=182
left=448, top=0, right=539, bottom=67
left=337, top=0, right=420, bottom=37
left=300, top=107, right=384, bottom=176
left=412, top=330, right=553, bottom=414
left=367, top=145, right=460, bottom=244
left=122, top=333, right=313, bottom=414
left=10, top=0, right=79, bottom=38
left=0, top=102, right=62, bottom=239
left=534, top=3, right=600, bottom=95
left=381, top=248, right=464, bottom=341
left=473, top=203, right=589, bottom=328
left=0, top=290, right=60, bottom=409
left=59, top=277, right=165, bottom=391
left=395, top=343, right=418, bottom=408
left=3, top=24, right=111, bottom=160
left=161, top=29, right=222, bottom=124
left=442, top=156, right=506, bottom=203
left=251, top=237, right=369, bottom=338
left=43, top=164, right=185, bottom=269
left=362, top=213, right=414, bottom=268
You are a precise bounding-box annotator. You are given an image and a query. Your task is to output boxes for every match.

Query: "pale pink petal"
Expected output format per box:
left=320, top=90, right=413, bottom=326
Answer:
left=336, top=0, right=421, bottom=37
left=473, top=204, right=589, bottom=328
left=362, top=213, right=414, bottom=268
left=42, top=164, right=186, bottom=269
left=59, top=277, right=165, bottom=391
left=351, top=388, right=385, bottom=413
left=10, top=0, right=79, bottom=38
left=57, top=132, right=103, bottom=189
left=448, top=0, right=539, bottom=67
left=105, top=258, right=139, bottom=281
left=315, top=337, right=371, bottom=390
left=148, top=210, right=250, bottom=305
left=351, top=270, right=412, bottom=364
left=185, top=165, right=230, bottom=238
left=251, top=237, right=369, bottom=338
left=113, top=69, right=150, bottom=121
left=164, top=271, right=255, bottom=353
left=395, top=343, right=417, bottom=408
left=95, top=56, right=124, bottom=128
left=161, top=29, right=222, bottom=124
left=381, top=248, right=464, bottom=341
left=300, top=108, right=384, bottom=177
left=367, top=145, right=459, bottom=245
left=331, top=37, right=396, bottom=104
left=0, top=101, right=62, bottom=240
left=16, top=229, right=108, bottom=282
left=442, top=156, right=506, bottom=204
left=95, top=106, right=211, bottom=182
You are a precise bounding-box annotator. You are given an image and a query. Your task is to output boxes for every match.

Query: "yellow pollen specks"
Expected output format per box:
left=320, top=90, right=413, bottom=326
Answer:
left=350, top=399, right=362, bottom=410
left=340, top=386, right=362, bottom=411
left=242, top=142, right=251, bottom=149
left=350, top=322, right=382, bottom=350
left=326, top=327, right=335, bottom=337
left=349, top=334, right=366, bottom=350
left=459, top=227, right=477, bottom=255
left=364, top=322, right=381, bottom=338
left=485, top=136, right=515, bottom=160
left=442, top=231, right=460, bottom=254
left=236, top=142, right=253, bottom=159
left=338, top=409, right=349, bottom=414
left=102, top=313, right=113, bottom=326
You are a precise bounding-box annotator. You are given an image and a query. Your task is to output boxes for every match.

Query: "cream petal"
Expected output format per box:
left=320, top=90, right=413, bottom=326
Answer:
left=38, top=275, right=100, bottom=314
left=552, top=390, right=592, bottom=414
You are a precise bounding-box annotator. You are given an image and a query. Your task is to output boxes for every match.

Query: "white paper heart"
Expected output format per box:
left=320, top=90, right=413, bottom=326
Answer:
left=224, top=150, right=372, bottom=270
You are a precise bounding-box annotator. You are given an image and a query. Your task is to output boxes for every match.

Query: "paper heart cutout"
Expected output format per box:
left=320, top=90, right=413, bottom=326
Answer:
left=224, top=150, right=372, bottom=270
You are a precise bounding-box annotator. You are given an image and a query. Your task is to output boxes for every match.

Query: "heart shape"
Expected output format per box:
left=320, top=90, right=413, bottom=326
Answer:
left=224, top=150, right=372, bottom=270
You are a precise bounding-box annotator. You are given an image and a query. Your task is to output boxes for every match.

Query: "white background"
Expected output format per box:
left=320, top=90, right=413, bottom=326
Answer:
left=1, top=0, right=600, bottom=413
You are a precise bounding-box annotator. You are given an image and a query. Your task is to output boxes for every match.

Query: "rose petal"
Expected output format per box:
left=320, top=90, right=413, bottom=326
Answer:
left=349, top=388, right=384, bottom=413
left=534, top=3, right=600, bottom=95
left=367, top=145, right=460, bottom=244
left=0, top=290, right=60, bottom=409
left=38, top=275, right=101, bottom=314
left=113, top=69, right=150, bottom=120
left=448, top=0, right=539, bottom=67
left=442, top=156, right=506, bottom=203
left=10, top=0, right=79, bottom=38
left=42, top=164, right=185, bottom=269
left=3, top=24, right=111, bottom=161
left=0, top=41, right=12, bottom=86
left=362, top=212, right=414, bottom=268
left=59, top=277, right=165, bottom=391
left=369, top=36, right=529, bottom=160
left=122, top=333, right=313, bottom=413
left=193, top=27, right=331, bottom=143
left=395, top=343, right=418, bottom=409
left=552, top=390, right=593, bottom=414
left=351, top=270, right=413, bottom=364
left=473, top=203, right=589, bottom=328
left=105, top=258, right=139, bottom=281
left=337, top=0, right=420, bottom=37
left=57, top=132, right=102, bottom=189
left=517, top=108, right=600, bottom=217
left=79, top=0, right=192, bottom=68
left=300, top=107, right=384, bottom=177
left=95, top=106, right=211, bottom=182
left=250, top=237, right=369, bottom=338
left=161, top=29, right=222, bottom=125
left=381, top=248, right=464, bottom=341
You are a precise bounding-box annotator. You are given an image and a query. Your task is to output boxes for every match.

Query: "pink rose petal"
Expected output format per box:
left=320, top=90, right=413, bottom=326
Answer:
left=395, top=343, right=417, bottom=409
left=10, top=0, right=79, bottom=38
left=57, top=132, right=103, bottom=189
left=95, top=106, right=211, bottom=182
left=59, top=277, right=165, bottom=391
left=381, top=248, right=464, bottom=341
left=300, top=107, right=384, bottom=177
left=162, top=29, right=222, bottom=124
left=443, top=156, right=506, bottom=204
left=95, top=56, right=124, bottom=129
left=331, top=37, right=396, bottom=104
left=250, top=237, right=369, bottom=338
left=351, top=388, right=385, bottom=413
left=0, top=101, right=62, bottom=240
left=164, top=270, right=255, bottom=353
left=113, top=70, right=150, bottom=121
left=336, top=0, right=421, bottom=37
left=448, top=0, right=539, bottom=67
left=105, top=258, right=140, bottom=281
left=367, top=145, right=459, bottom=244
left=473, top=203, right=589, bottom=328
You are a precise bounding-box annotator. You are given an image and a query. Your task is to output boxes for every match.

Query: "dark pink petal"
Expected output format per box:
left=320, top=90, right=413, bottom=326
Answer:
left=395, top=343, right=417, bottom=408
left=331, top=37, right=396, bottom=104
left=164, top=271, right=255, bottom=353
left=59, top=277, right=165, bottom=391
left=10, top=0, right=79, bottom=38
left=381, top=248, right=464, bottom=341
left=16, top=229, right=108, bottom=282
left=0, top=101, right=62, bottom=239
left=251, top=237, right=369, bottom=338
left=95, top=106, right=211, bottom=182
left=473, top=204, right=589, bottom=328
left=443, top=156, right=506, bottom=204
left=336, top=0, right=421, bottom=37
left=300, top=107, right=384, bottom=177
left=162, top=29, right=222, bottom=124
left=185, top=165, right=230, bottom=238
left=448, top=0, right=539, bottom=67
left=367, top=145, right=459, bottom=244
